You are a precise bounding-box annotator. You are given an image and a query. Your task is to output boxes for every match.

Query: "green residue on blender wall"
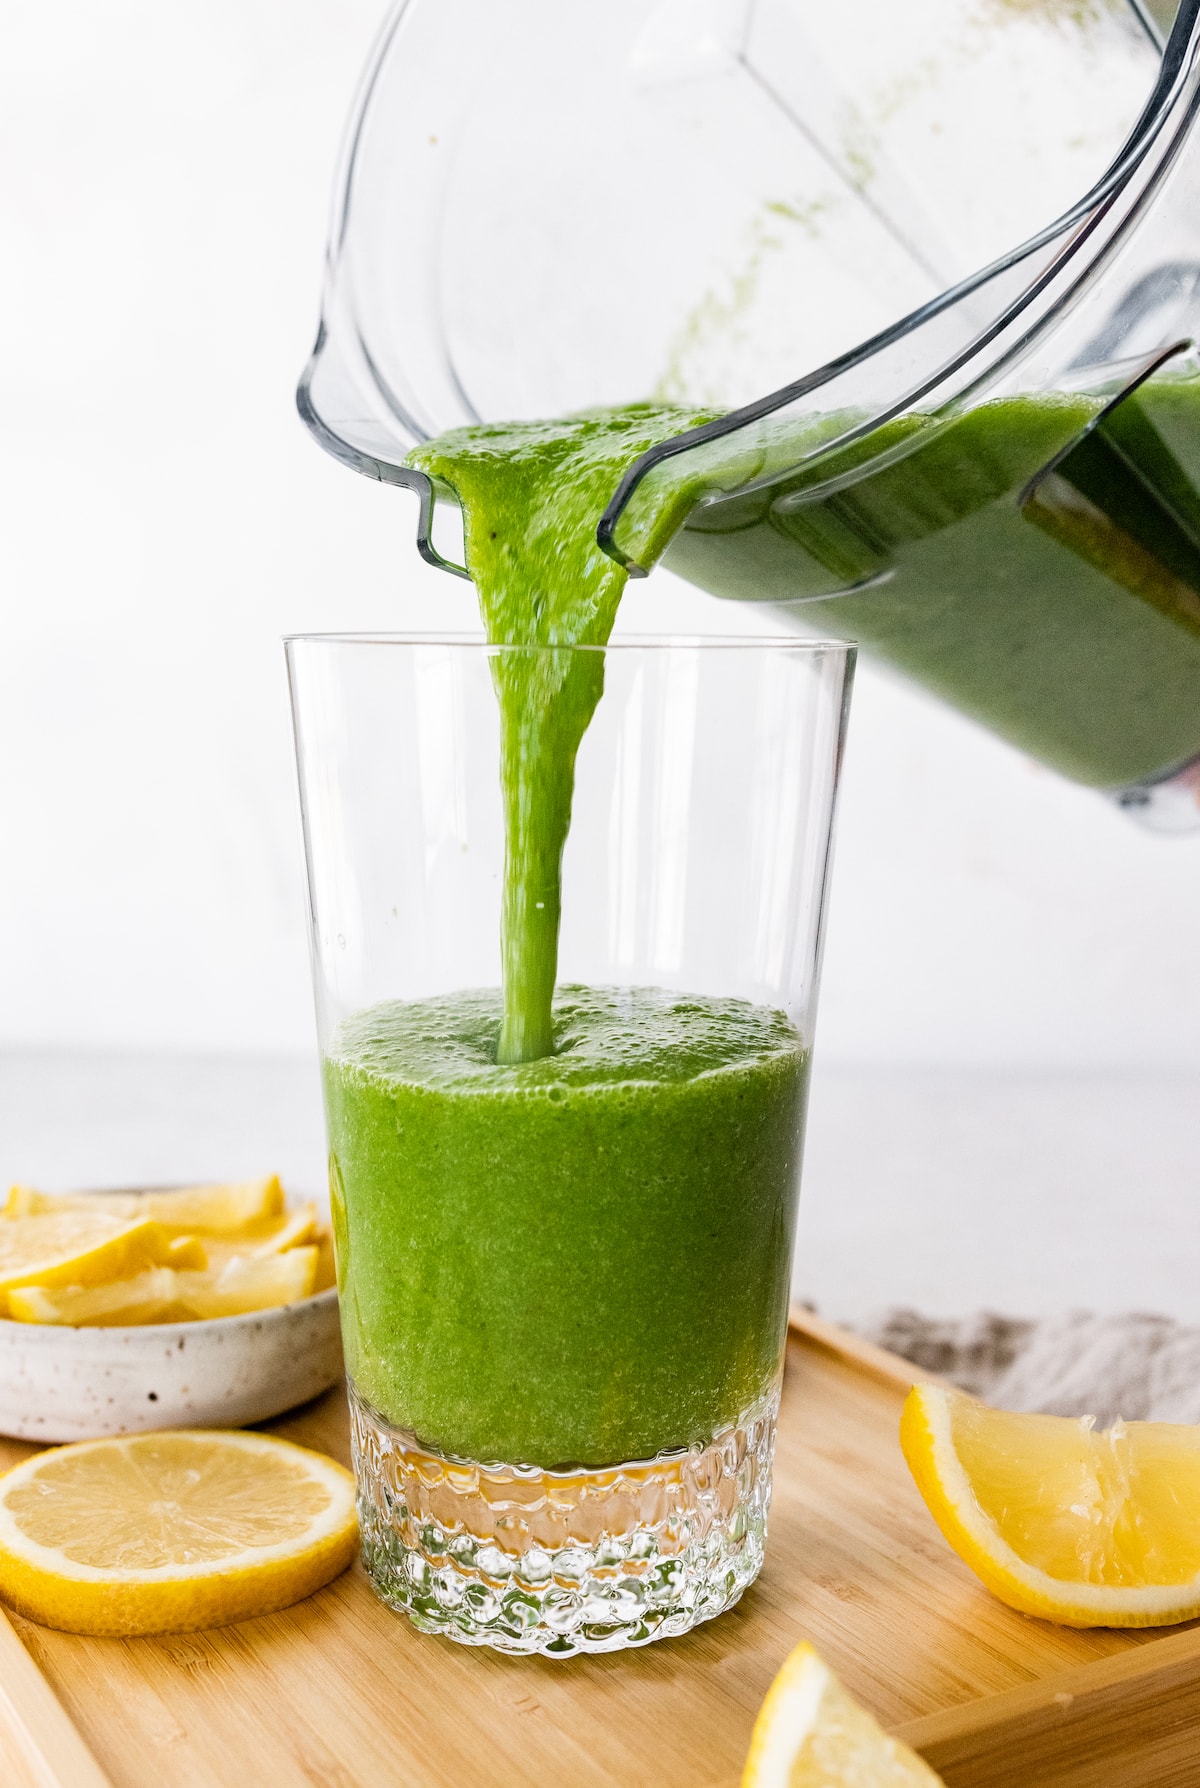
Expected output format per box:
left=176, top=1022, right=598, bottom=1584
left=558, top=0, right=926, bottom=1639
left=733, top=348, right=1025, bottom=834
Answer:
left=406, top=403, right=710, bottom=1064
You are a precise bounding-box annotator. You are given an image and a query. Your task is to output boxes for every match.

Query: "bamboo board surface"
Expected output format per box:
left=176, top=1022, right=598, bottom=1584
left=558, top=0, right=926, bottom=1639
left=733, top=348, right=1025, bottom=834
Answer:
left=0, top=1311, right=1198, bottom=1787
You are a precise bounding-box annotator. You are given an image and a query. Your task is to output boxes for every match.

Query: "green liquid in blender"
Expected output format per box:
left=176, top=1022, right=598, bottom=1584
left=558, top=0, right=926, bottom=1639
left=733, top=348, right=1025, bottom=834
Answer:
left=324, top=404, right=809, bottom=1468
left=661, top=378, right=1200, bottom=789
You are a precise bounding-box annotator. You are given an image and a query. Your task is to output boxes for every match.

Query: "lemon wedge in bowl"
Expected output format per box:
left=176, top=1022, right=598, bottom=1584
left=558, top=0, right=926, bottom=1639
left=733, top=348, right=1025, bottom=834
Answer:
left=742, top=1641, right=942, bottom=1786
left=5, top=1176, right=285, bottom=1234
left=0, top=1430, right=357, bottom=1635
left=0, top=1211, right=175, bottom=1310
left=902, top=1382, right=1200, bottom=1627
left=6, top=1247, right=319, bottom=1326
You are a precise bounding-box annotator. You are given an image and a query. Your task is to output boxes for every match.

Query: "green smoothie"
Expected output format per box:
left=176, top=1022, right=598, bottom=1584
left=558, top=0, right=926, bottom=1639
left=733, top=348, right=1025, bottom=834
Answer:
left=325, top=985, right=808, bottom=1466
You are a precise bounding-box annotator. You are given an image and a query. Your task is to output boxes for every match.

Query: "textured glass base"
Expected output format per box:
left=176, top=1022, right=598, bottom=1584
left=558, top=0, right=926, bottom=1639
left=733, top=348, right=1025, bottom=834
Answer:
left=349, top=1382, right=779, bottom=1656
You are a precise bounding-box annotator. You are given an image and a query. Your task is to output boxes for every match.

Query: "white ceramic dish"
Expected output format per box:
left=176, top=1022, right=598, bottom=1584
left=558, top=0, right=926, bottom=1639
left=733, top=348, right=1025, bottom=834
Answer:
left=0, top=1194, right=343, bottom=1442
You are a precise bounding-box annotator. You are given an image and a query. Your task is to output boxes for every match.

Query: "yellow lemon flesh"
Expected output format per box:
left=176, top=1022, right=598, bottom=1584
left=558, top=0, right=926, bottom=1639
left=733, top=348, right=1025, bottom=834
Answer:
left=901, top=1382, right=1200, bottom=1627
left=204, top=1204, right=320, bottom=1270
left=0, top=1183, right=334, bottom=1325
left=0, top=1213, right=175, bottom=1311
left=7, top=1248, right=318, bottom=1326
left=9, top=1271, right=181, bottom=1327
left=742, top=1641, right=942, bottom=1787
left=0, top=1430, right=358, bottom=1635
left=5, top=1176, right=285, bottom=1234
left=170, top=1248, right=318, bottom=1319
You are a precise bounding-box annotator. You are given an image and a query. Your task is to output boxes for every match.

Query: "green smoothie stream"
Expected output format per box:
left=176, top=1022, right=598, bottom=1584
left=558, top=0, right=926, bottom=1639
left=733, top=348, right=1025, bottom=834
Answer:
left=324, top=406, right=810, bottom=1469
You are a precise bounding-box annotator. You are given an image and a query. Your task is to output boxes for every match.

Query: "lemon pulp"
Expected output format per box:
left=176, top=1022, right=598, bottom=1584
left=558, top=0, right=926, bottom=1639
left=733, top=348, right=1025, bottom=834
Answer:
left=902, top=1382, right=1200, bottom=1626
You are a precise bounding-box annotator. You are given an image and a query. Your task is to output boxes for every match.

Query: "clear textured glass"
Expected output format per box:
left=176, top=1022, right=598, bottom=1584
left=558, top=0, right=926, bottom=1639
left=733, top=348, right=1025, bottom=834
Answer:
left=287, top=635, right=853, bottom=1654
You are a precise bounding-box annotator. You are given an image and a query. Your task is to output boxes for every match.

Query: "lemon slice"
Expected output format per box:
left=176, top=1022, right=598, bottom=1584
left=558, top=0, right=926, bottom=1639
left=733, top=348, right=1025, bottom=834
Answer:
left=0, top=1430, right=358, bottom=1635
left=8, top=1248, right=319, bottom=1326
left=166, top=1234, right=208, bottom=1270
left=901, top=1382, right=1200, bottom=1627
left=204, top=1203, right=320, bottom=1271
left=172, top=1249, right=319, bottom=1319
left=9, top=1268, right=181, bottom=1327
left=5, top=1177, right=286, bottom=1234
left=742, top=1641, right=942, bottom=1786
left=0, top=1212, right=174, bottom=1311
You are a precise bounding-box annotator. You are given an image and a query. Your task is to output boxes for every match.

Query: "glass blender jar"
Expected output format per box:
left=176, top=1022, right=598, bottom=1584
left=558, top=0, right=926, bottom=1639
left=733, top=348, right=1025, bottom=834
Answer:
left=299, top=0, right=1200, bottom=824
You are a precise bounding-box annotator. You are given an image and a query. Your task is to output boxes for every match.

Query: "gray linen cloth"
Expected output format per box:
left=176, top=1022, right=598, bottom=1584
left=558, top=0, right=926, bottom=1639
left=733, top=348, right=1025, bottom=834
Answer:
left=859, top=1309, right=1200, bottom=1429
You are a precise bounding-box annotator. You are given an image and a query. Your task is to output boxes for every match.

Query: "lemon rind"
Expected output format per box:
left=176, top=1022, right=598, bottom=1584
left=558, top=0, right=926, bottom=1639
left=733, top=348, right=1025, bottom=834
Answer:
left=0, top=1531, right=358, bottom=1637
left=901, top=1383, right=1200, bottom=1628
left=742, top=1641, right=828, bottom=1787
left=0, top=1215, right=172, bottom=1298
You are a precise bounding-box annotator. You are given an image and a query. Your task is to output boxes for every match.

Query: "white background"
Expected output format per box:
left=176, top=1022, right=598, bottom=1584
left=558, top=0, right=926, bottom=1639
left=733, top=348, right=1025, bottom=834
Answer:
left=4, top=0, right=1200, bottom=1076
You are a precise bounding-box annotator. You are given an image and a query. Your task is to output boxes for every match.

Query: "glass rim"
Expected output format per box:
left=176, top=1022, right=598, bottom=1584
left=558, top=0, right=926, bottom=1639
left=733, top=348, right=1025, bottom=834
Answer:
left=282, top=630, right=854, bottom=657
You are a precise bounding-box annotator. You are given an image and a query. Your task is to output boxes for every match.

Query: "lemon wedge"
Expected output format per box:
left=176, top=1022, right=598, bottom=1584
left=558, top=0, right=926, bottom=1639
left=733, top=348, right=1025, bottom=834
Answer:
left=0, top=1185, right=332, bottom=1325
left=5, top=1177, right=286, bottom=1234
left=165, top=1234, right=208, bottom=1270
left=8, top=1269, right=180, bottom=1327
left=0, top=1430, right=357, bottom=1635
left=742, top=1641, right=942, bottom=1787
left=901, top=1382, right=1200, bottom=1627
left=0, top=1212, right=174, bottom=1311
left=204, top=1203, right=319, bottom=1271
left=171, top=1249, right=319, bottom=1319
left=8, top=1248, right=319, bottom=1326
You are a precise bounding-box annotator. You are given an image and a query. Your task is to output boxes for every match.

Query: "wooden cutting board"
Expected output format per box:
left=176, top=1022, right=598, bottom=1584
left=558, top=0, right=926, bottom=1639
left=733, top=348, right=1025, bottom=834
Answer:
left=1, top=1310, right=1198, bottom=1788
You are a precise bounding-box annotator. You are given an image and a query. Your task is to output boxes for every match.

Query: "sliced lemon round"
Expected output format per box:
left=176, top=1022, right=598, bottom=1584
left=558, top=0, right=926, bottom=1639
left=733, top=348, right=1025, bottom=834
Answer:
left=0, top=1430, right=358, bottom=1635
left=742, top=1640, right=942, bottom=1787
left=901, top=1382, right=1200, bottom=1628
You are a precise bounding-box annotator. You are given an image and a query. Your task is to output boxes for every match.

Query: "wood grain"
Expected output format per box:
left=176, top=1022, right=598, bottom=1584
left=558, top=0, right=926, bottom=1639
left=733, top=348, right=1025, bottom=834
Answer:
left=786, top=1303, right=943, bottom=1391
left=0, top=1322, right=1192, bottom=1786
left=897, top=1622, right=1200, bottom=1787
left=0, top=1605, right=111, bottom=1788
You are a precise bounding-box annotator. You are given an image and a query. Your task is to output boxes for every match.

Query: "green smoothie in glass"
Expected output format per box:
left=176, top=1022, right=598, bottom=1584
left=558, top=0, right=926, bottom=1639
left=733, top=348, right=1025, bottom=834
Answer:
left=325, top=985, right=807, bottom=1467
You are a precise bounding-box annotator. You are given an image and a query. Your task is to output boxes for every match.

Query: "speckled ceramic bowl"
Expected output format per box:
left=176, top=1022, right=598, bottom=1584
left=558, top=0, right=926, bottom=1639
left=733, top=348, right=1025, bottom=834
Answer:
left=0, top=1193, right=343, bottom=1442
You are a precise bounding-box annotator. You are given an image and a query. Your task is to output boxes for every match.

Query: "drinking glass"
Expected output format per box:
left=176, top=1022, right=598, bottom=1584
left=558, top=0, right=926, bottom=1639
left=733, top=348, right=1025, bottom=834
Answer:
left=287, top=634, right=853, bottom=1655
